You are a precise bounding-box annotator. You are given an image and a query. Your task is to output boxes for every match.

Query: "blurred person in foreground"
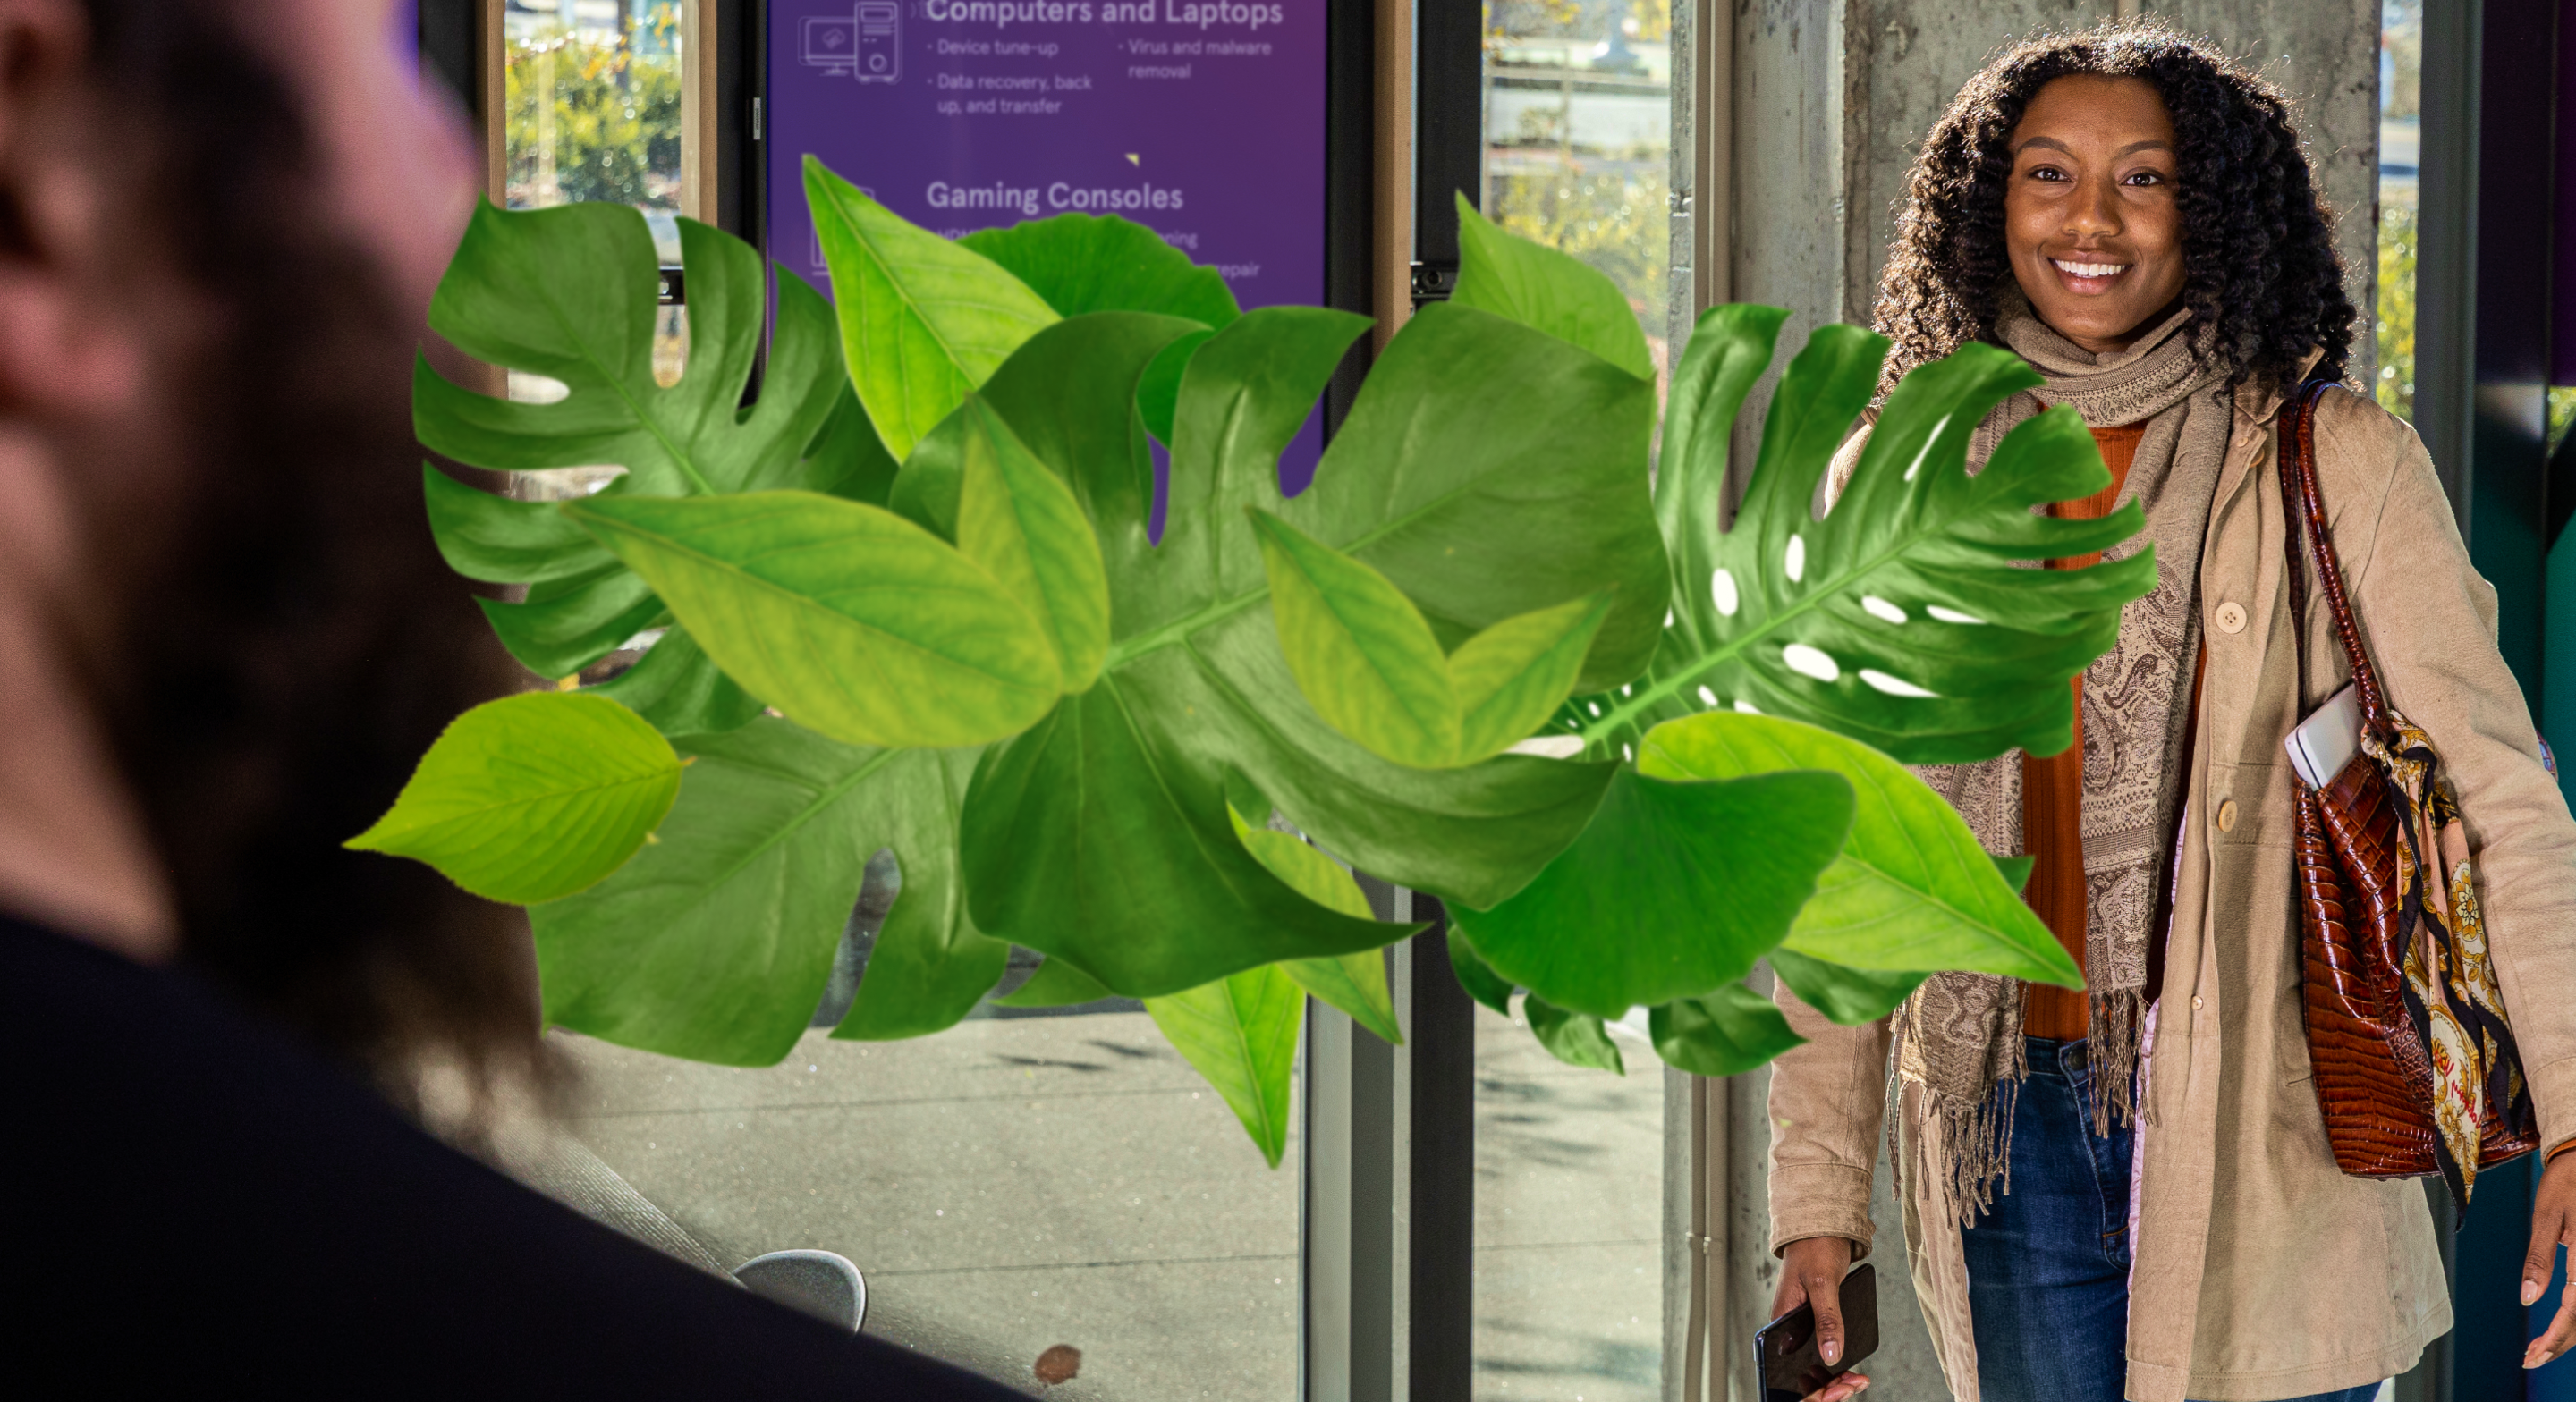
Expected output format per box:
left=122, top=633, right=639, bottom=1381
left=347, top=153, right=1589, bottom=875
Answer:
left=0, top=1, right=1013, bottom=1391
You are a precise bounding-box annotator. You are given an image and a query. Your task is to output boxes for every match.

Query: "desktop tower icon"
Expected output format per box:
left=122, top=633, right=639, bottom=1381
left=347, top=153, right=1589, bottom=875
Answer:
left=854, top=3, right=901, bottom=82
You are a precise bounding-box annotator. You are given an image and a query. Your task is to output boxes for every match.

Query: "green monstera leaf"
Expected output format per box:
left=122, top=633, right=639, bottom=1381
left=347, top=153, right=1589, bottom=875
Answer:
left=1449, top=764, right=1854, bottom=1018
left=589, top=626, right=764, bottom=737
left=954, top=291, right=1669, bottom=997
left=530, top=719, right=1000, bottom=1065
left=1420, top=311, right=2144, bottom=1053
left=1450, top=197, right=1652, bottom=382
left=961, top=212, right=1238, bottom=444
left=1641, top=714, right=2077, bottom=972
left=1563, top=307, right=2154, bottom=765
left=416, top=200, right=841, bottom=702
left=1650, top=983, right=1805, bottom=1077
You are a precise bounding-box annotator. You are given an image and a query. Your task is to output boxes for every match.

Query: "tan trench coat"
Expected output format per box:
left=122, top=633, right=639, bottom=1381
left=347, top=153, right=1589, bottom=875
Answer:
left=1765, top=376, right=2576, bottom=1402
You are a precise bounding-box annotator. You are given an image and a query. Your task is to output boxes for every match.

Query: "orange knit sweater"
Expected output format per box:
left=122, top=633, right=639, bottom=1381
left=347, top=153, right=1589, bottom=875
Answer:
left=2021, top=423, right=2148, bottom=1041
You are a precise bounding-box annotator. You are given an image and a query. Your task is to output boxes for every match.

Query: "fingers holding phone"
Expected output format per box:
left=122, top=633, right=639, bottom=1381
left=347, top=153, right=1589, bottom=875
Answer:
left=1801, top=1373, right=1870, bottom=1401
left=1762, top=1239, right=1875, bottom=1402
left=1776, top=1237, right=1852, bottom=1364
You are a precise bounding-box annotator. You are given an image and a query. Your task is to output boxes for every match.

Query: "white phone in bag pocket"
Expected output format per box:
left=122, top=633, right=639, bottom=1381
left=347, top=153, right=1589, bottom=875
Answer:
left=2285, top=683, right=2363, bottom=790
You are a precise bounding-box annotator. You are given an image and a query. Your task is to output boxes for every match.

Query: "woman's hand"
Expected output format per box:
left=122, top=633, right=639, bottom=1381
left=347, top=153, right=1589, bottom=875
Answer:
left=1773, top=1236, right=1869, bottom=1400
left=2525, top=1152, right=2576, bottom=1369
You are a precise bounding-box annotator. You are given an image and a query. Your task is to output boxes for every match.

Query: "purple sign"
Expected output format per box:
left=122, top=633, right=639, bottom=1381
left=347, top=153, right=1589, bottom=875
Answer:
left=767, top=1, right=1327, bottom=335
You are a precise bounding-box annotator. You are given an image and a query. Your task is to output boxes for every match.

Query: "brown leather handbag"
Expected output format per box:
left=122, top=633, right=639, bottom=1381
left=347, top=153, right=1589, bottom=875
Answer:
left=2278, top=379, right=2538, bottom=1206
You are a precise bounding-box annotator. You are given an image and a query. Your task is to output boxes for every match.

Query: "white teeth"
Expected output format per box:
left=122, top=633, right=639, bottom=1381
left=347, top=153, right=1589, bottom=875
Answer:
left=2053, top=258, right=2128, bottom=278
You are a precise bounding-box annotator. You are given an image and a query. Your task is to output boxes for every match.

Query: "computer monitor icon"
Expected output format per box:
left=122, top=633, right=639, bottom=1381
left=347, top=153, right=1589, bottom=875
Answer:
left=801, top=7, right=900, bottom=84
left=802, top=14, right=858, bottom=76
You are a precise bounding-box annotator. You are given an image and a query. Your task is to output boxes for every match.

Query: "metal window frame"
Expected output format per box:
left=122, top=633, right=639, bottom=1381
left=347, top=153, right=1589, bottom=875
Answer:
left=2408, top=2, right=2559, bottom=1400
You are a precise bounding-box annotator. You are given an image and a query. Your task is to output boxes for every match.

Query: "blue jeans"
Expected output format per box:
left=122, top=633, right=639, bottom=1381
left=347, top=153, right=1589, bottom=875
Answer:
left=1961, top=1037, right=2383, bottom=1402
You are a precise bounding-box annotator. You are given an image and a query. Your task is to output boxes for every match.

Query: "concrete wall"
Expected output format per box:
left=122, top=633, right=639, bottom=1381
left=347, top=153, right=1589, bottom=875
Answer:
left=1835, top=1, right=2380, bottom=353
left=1692, top=2, right=2384, bottom=1397
left=1721, top=0, right=2380, bottom=373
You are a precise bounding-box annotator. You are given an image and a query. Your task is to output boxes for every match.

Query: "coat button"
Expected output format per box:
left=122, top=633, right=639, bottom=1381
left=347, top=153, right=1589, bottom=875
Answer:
left=2216, top=601, right=2248, bottom=634
left=2192, top=996, right=2206, bottom=1010
left=2216, top=799, right=2240, bottom=832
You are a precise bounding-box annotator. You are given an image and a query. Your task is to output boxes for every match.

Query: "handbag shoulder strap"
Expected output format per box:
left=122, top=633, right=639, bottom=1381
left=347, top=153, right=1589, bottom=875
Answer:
left=2277, top=378, right=2391, bottom=732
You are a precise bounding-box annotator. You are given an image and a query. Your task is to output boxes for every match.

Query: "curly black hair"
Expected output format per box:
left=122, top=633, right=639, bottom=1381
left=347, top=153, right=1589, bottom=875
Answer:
left=1873, top=20, right=2356, bottom=396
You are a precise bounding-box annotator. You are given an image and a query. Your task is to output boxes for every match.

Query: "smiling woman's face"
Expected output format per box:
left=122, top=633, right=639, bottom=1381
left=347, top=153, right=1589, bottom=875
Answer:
left=2004, top=74, right=2186, bottom=355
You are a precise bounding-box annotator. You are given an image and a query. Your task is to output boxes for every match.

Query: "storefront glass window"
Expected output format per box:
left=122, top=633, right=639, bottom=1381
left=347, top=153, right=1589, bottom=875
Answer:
left=1476, top=6, right=1672, bottom=1396
left=2377, top=0, right=2419, bottom=422
left=503, top=0, right=687, bottom=398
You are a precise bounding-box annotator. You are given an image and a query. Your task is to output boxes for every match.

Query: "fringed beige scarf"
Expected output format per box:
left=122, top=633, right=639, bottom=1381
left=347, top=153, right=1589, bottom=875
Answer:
left=1891, top=292, right=2237, bottom=1224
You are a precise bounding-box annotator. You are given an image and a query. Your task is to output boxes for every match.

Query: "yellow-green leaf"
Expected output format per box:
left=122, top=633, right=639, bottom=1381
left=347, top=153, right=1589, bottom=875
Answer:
left=1224, top=796, right=1402, bottom=1043
left=953, top=396, right=1112, bottom=689
left=1448, top=594, right=1614, bottom=761
left=1146, top=965, right=1304, bottom=1168
left=1250, top=507, right=1459, bottom=765
left=805, top=158, right=1058, bottom=459
left=566, top=490, right=1061, bottom=749
left=349, top=692, right=682, bottom=905
left=1637, top=711, right=2077, bottom=985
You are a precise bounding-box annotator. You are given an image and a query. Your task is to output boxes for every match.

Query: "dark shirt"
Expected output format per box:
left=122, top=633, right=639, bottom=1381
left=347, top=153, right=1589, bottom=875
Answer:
left=0, top=914, right=1025, bottom=1396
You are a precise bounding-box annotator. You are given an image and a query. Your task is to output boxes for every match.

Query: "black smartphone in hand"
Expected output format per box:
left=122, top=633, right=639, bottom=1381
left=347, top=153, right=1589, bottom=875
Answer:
left=1755, top=1262, right=1877, bottom=1401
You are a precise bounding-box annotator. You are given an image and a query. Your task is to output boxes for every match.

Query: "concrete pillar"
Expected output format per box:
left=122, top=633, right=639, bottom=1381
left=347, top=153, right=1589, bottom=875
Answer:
left=1690, top=3, right=2383, bottom=1398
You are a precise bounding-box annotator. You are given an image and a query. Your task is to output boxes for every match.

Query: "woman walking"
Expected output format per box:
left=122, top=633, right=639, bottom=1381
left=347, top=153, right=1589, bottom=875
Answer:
left=1764, top=22, right=2576, bottom=1402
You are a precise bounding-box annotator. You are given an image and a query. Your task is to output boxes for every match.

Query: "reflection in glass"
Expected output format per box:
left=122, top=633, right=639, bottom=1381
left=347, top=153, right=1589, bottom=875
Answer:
left=2377, top=0, right=2419, bottom=422
left=503, top=0, right=686, bottom=401
left=561, top=1001, right=1301, bottom=1397
left=1474, top=1002, right=1665, bottom=1401
left=1484, top=0, right=1674, bottom=392
left=505, top=0, right=684, bottom=218
left=1476, top=6, right=1673, bottom=1397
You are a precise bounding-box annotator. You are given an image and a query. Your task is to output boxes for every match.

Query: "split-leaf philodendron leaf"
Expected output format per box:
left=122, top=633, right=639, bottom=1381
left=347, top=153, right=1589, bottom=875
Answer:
left=1563, top=305, right=2154, bottom=766
left=382, top=165, right=2150, bottom=1163
left=416, top=201, right=843, bottom=686
left=530, top=721, right=996, bottom=1065
left=1439, top=302, right=2140, bottom=1028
